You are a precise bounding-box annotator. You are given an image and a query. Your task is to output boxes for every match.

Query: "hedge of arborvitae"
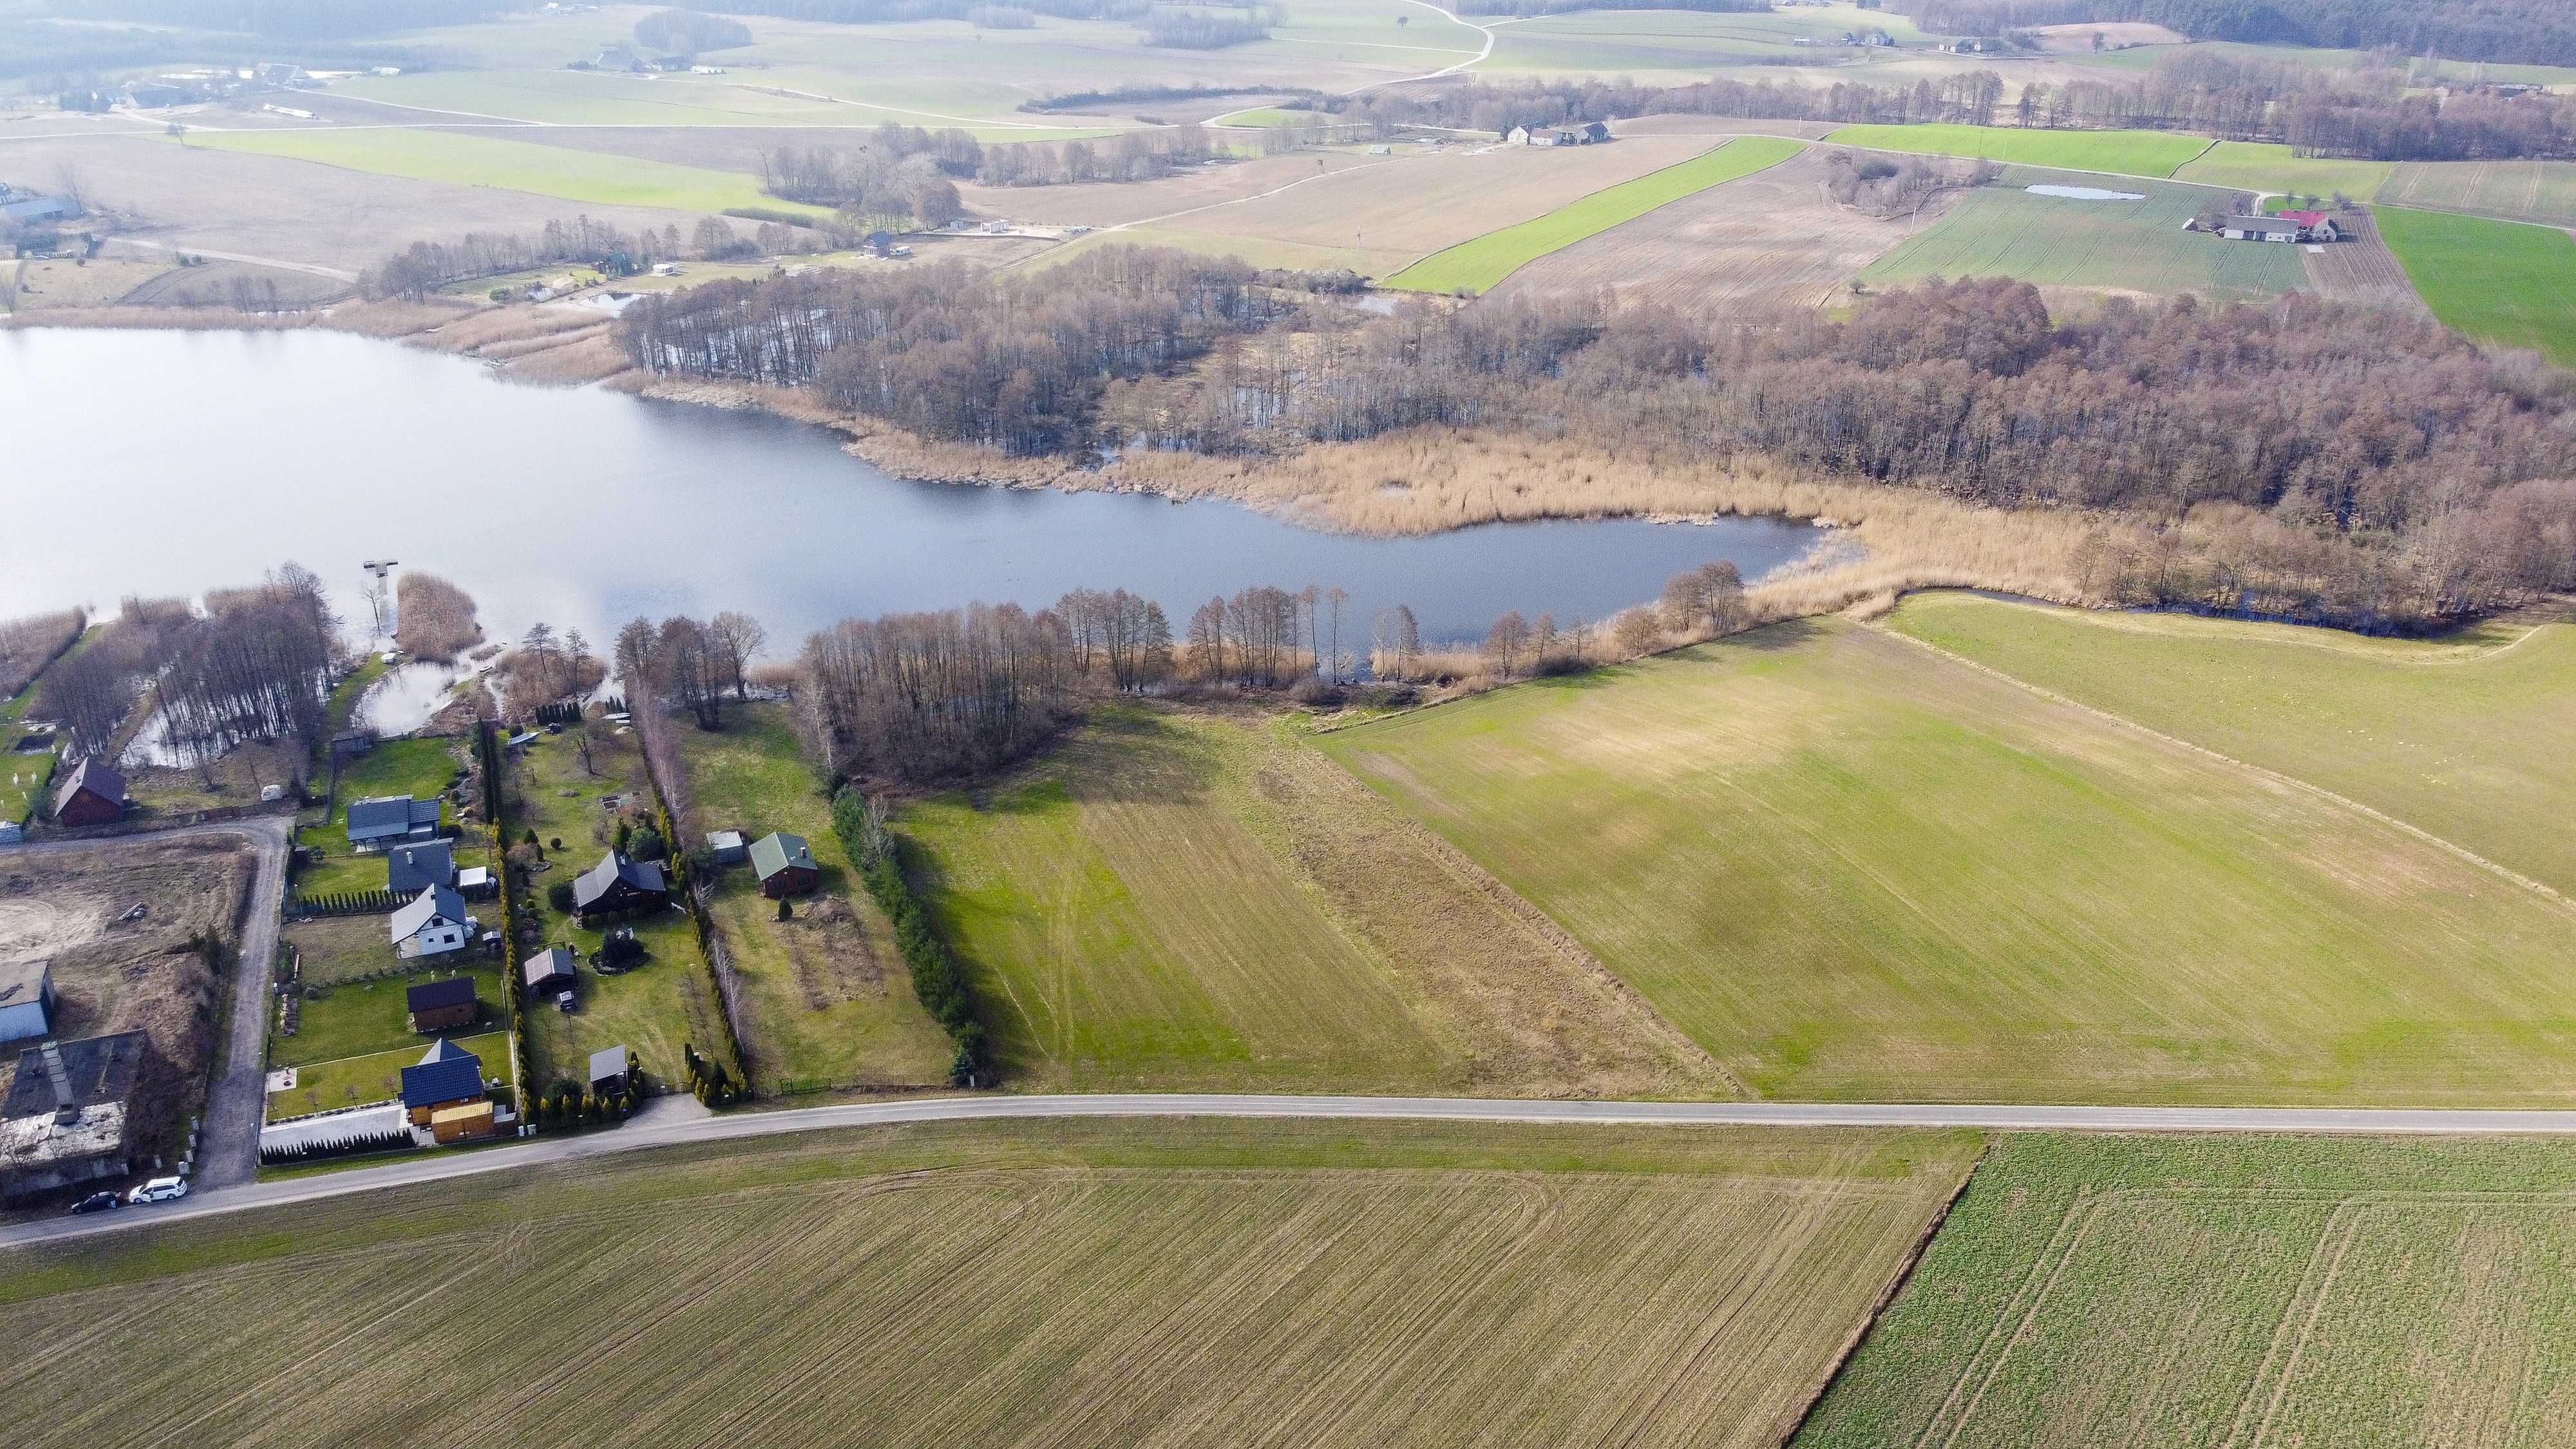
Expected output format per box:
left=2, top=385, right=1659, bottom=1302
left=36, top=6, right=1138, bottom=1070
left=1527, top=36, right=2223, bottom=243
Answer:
left=833, top=786, right=985, bottom=1084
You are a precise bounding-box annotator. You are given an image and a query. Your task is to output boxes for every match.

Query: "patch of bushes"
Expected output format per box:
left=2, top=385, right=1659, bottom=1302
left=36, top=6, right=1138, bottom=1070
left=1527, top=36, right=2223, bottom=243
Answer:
left=832, top=785, right=986, bottom=1083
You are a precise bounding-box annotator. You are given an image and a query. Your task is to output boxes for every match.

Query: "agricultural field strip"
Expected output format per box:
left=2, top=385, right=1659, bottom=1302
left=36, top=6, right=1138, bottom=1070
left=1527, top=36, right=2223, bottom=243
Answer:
left=27, top=1094, right=2576, bottom=1254
left=1875, top=626, right=2576, bottom=917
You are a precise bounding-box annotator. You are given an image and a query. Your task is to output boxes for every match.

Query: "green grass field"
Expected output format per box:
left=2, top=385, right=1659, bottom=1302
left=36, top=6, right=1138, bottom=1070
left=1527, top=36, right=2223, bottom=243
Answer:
left=2377, top=205, right=2576, bottom=365
left=1860, top=164, right=2309, bottom=298
left=1824, top=122, right=2212, bottom=177
left=182, top=128, right=824, bottom=217
left=1480, top=1, right=1940, bottom=80
left=670, top=702, right=953, bottom=1092
left=266, top=1029, right=511, bottom=1119
left=272, top=916, right=506, bottom=1072
left=1318, top=618, right=2576, bottom=1105
left=1886, top=591, right=2576, bottom=900
left=2171, top=139, right=2391, bottom=200
left=507, top=724, right=739, bottom=1094
left=1385, top=136, right=1803, bottom=293
left=0, top=1117, right=1977, bottom=1446
left=902, top=703, right=1726, bottom=1097
left=1800, top=1133, right=2576, bottom=1447
left=2380, top=158, right=2576, bottom=227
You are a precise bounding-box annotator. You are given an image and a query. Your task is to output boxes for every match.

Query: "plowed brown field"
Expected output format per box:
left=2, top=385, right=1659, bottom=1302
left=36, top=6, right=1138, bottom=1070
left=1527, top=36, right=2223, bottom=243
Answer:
left=2302, top=209, right=2428, bottom=311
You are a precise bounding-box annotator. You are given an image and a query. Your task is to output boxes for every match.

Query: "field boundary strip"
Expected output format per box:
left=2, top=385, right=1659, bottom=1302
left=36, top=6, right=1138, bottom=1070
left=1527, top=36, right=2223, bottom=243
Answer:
left=1870, top=623, right=2576, bottom=918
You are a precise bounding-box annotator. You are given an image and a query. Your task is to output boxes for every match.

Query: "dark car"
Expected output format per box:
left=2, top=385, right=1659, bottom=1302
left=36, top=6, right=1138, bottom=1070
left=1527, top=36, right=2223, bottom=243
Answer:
left=70, top=1191, right=121, bottom=1215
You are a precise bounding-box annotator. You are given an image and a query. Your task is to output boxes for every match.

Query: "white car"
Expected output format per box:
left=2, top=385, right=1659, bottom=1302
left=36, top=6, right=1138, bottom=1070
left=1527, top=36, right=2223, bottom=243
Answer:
left=127, top=1176, right=187, bottom=1206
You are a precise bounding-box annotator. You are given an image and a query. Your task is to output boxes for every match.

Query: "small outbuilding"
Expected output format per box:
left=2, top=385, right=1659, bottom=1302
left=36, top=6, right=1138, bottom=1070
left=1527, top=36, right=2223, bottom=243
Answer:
left=522, top=945, right=577, bottom=999
left=50, top=757, right=127, bottom=828
left=750, top=831, right=819, bottom=898
left=404, top=973, right=480, bottom=1033
left=347, top=793, right=442, bottom=850
left=573, top=850, right=668, bottom=921
left=385, top=838, right=457, bottom=894
left=1581, top=120, right=1611, bottom=143
left=0, top=960, right=56, bottom=1045
left=589, top=1045, right=632, bottom=1097
left=705, top=829, right=748, bottom=866
left=391, top=884, right=475, bottom=961
left=430, top=1099, right=497, bottom=1142
left=400, top=1037, right=484, bottom=1124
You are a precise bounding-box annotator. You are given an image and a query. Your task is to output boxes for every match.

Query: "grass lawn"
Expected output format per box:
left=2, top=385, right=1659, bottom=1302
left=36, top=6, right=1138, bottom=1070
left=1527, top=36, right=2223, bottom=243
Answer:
left=1801, top=1133, right=2576, bottom=1447
left=0, top=1116, right=1977, bottom=1446
left=1859, top=164, right=2308, bottom=298
left=1383, top=136, right=1804, bottom=293
left=669, top=701, right=952, bottom=1092
left=294, top=735, right=472, bottom=900
left=2377, top=204, right=2576, bottom=366
left=0, top=679, right=55, bottom=827
left=1823, top=122, right=2213, bottom=177
left=274, top=918, right=505, bottom=1070
left=1318, top=618, right=2576, bottom=1106
left=506, top=723, right=737, bottom=1095
left=901, top=703, right=1726, bottom=1097
left=2171, top=138, right=2391, bottom=200
left=1886, top=591, right=2576, bottom=899
left=267, top=1030, right=512, bottom=1119
left=180, top=128, right=826, bottom=218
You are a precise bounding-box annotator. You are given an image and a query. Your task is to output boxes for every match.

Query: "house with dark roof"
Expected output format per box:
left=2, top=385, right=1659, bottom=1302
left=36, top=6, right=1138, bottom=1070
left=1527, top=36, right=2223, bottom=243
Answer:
left=589, top=1045, right=631, bottom=1096
left=386, top=838, right=457, bottom=894
left=392, top=885, right=475, bottom=961
left=1580, top=120, right=1611, bottom=143
left=1, top=1032, right=155, bottom=1201
left=400, top=1037, right=484, bottom=1124
left=522, top=946, right=576, bottom=999
left=0, top=195, right=73, bottom=225
left=347, top=793, right=442, bottom=850
left=750, top=831, right=819, bottom=898
left=573, top=851, right=668, bottom=921
left=51, top=757, right=126, bottom=828
left=404, top=972, right=480, bottom=1032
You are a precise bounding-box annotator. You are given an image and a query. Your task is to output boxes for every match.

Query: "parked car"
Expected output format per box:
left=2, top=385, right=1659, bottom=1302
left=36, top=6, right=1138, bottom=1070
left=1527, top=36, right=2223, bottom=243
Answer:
left=70, top=1191, right=121, bottom=1215
left=126, top=1176, right=187, bottom=1206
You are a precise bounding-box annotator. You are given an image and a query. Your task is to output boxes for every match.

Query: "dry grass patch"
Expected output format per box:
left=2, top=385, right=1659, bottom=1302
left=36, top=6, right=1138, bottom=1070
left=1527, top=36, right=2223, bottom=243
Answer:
left=0, top=1116, right=1980, bottom=1448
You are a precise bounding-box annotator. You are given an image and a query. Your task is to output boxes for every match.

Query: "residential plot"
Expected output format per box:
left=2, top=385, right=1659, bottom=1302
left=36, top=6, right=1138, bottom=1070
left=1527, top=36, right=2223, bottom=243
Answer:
left=1318, top=618, right=2576, bottom=1105
left=2378, top=204, right=2576, bottom=365
left=2379, top=157, right=2576, bottom=227
left=1799, top=1134, right=2576, bottom=1448
left=901, top=704, right=1725, bottom=1096
left=1885, top=591, right=2576, bottom=900
left=0, top=1117, right=1980, bottom=1447
left=668, top=702, right=953, bottom=1093
left=1385, top=136, right=1804, bottom=293
left=1859, top=164, right=2307, bottom=299
left=1490, top=144, right=1958, bottom=309
left=1821, top=122, right=2212, bottom=177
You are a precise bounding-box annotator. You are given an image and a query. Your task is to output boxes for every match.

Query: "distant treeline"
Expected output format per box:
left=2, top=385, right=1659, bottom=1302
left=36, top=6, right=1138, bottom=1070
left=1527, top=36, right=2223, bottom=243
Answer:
left=40, top=569, right=336, bottom=770
left=696, top=0, right=1142, bottom=20
left=1138, top=4, right=1277, bottom=49
left=47, top=0, right=512, bottom=39
left=634, top=7, right=753, bottom=52
left=357, top=216, right=694, bottom=301
left=1018, top=82, right=1316, bottom=114
left=0, top=19, right=425, bottom=81
left=1452, top=0, right=1763, bottom=14
left=1913, top=0, right=2576, bottom=70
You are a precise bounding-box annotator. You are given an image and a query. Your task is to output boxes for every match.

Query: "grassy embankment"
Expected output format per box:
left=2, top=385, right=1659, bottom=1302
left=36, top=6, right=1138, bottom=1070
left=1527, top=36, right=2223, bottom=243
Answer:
left=2376, top=204, right=2576, bottom=366
left=506, top=722, right=739, bottom=1093
left=670, top=701, right=954, bottom=1092
left=902, top=703, right=1725, bottom=1097
left=0, top=1117, right=1978, bottom=1446
left=1318, top=616, right=2576, bottom=1105
left=1800, top=1133, right=2576, bottom=1446
left=1384, top=136, right=1805, bottom=293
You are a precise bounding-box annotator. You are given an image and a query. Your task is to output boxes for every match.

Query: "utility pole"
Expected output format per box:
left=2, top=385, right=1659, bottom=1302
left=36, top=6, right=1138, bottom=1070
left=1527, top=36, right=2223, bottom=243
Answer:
left=361, top=559, right=399, bottom=642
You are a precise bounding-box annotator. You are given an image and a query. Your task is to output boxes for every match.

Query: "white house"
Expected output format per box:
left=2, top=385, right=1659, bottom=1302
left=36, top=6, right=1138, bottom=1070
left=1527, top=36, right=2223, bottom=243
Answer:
left=390, top=885, right=476, bottom=960
left=0, top=960, right=54, bottom=1044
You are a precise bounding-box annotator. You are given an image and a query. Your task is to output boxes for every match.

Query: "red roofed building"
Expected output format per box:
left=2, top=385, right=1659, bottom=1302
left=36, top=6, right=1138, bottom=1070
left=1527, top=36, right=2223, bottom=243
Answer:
left=2275, top=210, right=2342, bottom=242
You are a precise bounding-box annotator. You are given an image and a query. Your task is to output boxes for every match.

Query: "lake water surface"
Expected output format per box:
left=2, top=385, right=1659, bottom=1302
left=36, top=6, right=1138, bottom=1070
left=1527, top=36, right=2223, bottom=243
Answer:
left=1, top=327, right=1823, bottom=649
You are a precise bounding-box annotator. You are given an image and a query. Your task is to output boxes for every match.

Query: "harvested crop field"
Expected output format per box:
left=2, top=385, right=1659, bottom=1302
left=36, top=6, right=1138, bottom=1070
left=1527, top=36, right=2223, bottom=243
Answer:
left=184, top=129, right=824, bottom=220
left=111, top=258, right=350, bottom=308
left=1800, top=1133, right=2576, bottom=1448
left=958, top=151, right=1387, bottom=229
left=1318, top=618, right=2576, bottom=1105
left=1859, top=165, right=2304, bottom=299
left=2298, top=207, right=2425, bottom=309
left=2376, top=156, right=2576, bottom=226
left=2, top=1117, right=1981, bottom=1447
left=1490, top=146, right=1956, bottom=308
left=903, top=704, right=1725, bottom=1096
left=1386, top=137, right=1805, bottom=293
left=2378, top=205, right=2576, bottom=366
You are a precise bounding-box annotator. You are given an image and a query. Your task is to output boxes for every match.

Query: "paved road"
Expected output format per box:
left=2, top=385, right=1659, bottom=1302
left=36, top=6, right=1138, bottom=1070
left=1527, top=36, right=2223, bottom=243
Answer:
left=1, top=817, right=292, bottom=1191
left=19, top=1091, right=2576, bottom=1253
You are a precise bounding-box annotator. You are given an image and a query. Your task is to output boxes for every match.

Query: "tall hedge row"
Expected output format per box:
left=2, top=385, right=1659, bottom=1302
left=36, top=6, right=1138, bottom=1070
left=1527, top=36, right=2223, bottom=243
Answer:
left=832, top=786, right=985, bottom=1084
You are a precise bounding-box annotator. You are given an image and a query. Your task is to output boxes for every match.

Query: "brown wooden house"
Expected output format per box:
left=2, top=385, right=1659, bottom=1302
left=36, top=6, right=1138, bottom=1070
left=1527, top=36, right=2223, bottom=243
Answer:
left=750, top=831, right=819, bottom=898
left=50, top=758, right=127, bottom=828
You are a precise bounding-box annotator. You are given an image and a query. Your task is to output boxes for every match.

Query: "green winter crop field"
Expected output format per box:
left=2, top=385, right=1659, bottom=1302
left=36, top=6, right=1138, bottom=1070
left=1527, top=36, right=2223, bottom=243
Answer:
left=1383, top=136, right=1804, bottom=293
left=2378, top=205, right=2576, bottom=366
left=180, top=128, right=826, bottom=218
left=1317, top=618, right=2576, bottom=1105
left=1859, top=164, right=2307, bottom=298
left=2379, top=158, right=2576, bottom=227
left=1885, top=592, right=2576, bottom=899
left=1, top=1117, right=1980, bottom=1448
left=1823, top=122, right=2211, bottom=177
left=1799, top=1133, right=2576, bottom=1448
left=2170, top=139, right=2392, bottom=201
left=900, top=703, right=1725, bottom=1097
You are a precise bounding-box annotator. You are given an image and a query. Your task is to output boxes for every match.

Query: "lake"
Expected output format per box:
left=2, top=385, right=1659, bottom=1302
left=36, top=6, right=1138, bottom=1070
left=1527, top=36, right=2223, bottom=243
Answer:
left=0, top=327, right=1824, bottom=650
